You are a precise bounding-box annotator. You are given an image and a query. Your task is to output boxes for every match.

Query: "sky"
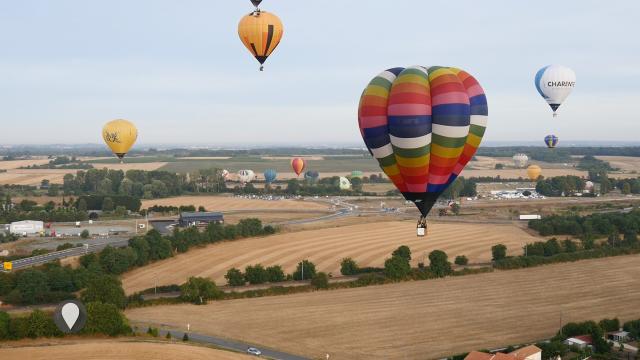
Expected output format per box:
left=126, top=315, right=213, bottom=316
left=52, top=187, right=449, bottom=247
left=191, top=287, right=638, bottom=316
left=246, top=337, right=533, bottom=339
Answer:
left=0, top=0, right=638, bottom=147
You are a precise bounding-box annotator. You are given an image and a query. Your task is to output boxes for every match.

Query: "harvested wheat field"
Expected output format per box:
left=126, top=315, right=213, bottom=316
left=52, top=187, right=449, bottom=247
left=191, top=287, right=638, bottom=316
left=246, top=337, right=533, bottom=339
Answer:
left=121, top=221, right=537, bottom=294
left=0, top=339, right=251, bottom=360
left=127, top=254, right=640, bottom=360
left=460, top=167, right=587, bottom=179
left=0, top=158, right=50, bottom=170
left=141, top=195, right=329, bottom=211
left=0, top=169, right=71, bottom=185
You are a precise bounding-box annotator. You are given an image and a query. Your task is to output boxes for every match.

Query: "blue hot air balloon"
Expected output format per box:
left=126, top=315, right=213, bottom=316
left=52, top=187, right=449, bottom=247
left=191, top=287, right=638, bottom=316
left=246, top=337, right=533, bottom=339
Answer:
left=544, top=135, right=558, bottom=148
left=263, top=168, right=277, bottom=183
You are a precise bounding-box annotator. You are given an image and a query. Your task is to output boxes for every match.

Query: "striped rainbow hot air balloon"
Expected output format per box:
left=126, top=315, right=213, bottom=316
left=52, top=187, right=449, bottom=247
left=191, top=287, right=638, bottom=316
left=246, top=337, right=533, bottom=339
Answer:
left=291, top=157, right=306, bottom=176
left=358, top=66, right=488, bottom=218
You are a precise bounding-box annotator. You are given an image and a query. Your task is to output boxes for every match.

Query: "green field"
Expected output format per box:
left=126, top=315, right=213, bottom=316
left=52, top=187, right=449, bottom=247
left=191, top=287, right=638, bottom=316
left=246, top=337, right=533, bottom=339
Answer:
left=158, top=157, right=381, bottom=174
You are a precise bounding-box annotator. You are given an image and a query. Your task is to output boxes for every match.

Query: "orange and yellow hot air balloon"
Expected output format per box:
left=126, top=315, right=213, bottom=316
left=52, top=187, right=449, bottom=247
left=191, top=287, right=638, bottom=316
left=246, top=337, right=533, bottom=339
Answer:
left=238, top=10, right=283, bottom=71
left=102, top=119, right=138, bottom=162
left=527, top=165, right=542, bottom=181
left=291, top=157, right=305, bottom=176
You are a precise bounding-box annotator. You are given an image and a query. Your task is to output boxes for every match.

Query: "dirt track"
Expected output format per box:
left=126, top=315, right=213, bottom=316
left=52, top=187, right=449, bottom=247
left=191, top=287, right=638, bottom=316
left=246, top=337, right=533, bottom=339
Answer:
left=127, top=254, right=640, bottom=360
left=121, top=221, right=537, bottom=294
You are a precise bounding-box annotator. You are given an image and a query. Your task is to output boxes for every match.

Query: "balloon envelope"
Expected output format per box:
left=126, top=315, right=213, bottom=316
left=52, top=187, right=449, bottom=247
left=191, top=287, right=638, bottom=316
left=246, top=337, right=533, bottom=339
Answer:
left=304, top=170, right=319, bottom=182
left=263, top=168, right=277, bottom=183
left=351, top=170, right=363, bottom=178
left=102, top=119, right=137, bottom=160
left=238, top=169, right=255, bottom=183
left=513, top=153, right=529, bottom=168
left=291, top=157, right=306, bottom=176
left=238, top=11, right=283, bottom=69
left=544, top=135, right=559, bottom=148
left=339, top=177, right=351, bottom=190
left=527, top=165, right=542, bottom=181
left=535, top=65, right=575, bottom=115
left=358, top=66, right=488, bottom=217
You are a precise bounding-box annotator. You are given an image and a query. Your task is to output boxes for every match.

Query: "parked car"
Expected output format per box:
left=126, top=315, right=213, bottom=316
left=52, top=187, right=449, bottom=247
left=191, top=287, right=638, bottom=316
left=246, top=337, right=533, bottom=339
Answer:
left=247, top=347, right=262, bottom=356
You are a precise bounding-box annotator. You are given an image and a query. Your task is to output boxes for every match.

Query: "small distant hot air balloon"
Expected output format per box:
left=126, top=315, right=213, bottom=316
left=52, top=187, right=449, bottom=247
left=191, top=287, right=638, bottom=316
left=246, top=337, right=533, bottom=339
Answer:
left=585, top=180, right=594, bottom=193
left=291, top=158, right=305, bottom=176
left=544, top=135, right=559, bottom=148
left=351, top=170, right=363, bottom=178
left=263, top=168, right=277, bottom=183
left=527, top=165, right=542, bottom=181
left=358, top=65, right=488, bottom=231
left=102, top=119, right=138, bottom=162
left=304, top=170, right=319, bottom=183
left=238, top=169, right=255, bottom=183
left=238, top=9, right=283, bottom=71
left=221, top=169, right=230, bottom=181
left=513, top=154, right=529, bottom=168
left=535, top=65, right=576, bottom=117
left=339, top=177, right=351, bottom=190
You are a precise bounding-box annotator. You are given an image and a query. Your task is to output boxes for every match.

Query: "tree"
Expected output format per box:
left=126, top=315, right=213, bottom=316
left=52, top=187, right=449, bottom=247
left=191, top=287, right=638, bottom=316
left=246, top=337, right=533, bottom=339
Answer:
left=598, top=318, right=620, bottom=332
left=563, top=239, right=577, bottom=253
left=265, top=265, right=285, bottom=283
left=182, top=333, right=189, bottom=341
left=622, top=182, right=631, bottom=194
left=428, top=250, right=452, bottom=277
left=15, top=269, right=49, bottom=305
left=225, top=268, right=245, bottom=286
left=102, top=197, right=114, bottom=212
left=0, top=311, right=10, bottom=339
left=392, top=245, right=411, bottom=262
left=180, top=277, right=222, bottom=304
left=114, top=205, right=127, bottom=217
left=293, top=260, right=317, bottom=281
left=384, top=256, right=410, bottom=280
left=451, top=203, right=461, bottom=215
left=77, top=198, right=88, bottom=212
left=495, top=163, right=504, bottom=170
left=99, top=246, right=137, bottom=274
left=590, top=326, right=611, bottom=354
left=80, top=229, right=90, bottom=239
left=311, top=272, right=329, bottom=289
left=81, top=275, right=127, bottom=309
left=26, top=309, right=57, bottom=338
left=47, top=184, right=60, bottom=196
left=454, top=255, right=468, bottom=266
left=84, top=302, right=130, bottom=336
left=244, top=264, right=268, bottom=285
left=544, top=238, right=562, bottom=256
left=491, top=244, right=507, bottom=261
left=340, top=258, right=359, bottom=275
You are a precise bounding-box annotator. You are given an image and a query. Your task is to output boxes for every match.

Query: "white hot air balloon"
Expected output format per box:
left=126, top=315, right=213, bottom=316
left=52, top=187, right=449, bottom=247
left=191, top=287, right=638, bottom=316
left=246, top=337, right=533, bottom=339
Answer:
left=237, top=170, right=255, bottom=183
left=221, top=169, right=230, bottom=181
left=339, top=176, right=351, bottom=190
left=535, top=65, right=576, bottom=117
left=585, top=181, right=594, bottom=193
left=512, top=153, right=529, bottom=168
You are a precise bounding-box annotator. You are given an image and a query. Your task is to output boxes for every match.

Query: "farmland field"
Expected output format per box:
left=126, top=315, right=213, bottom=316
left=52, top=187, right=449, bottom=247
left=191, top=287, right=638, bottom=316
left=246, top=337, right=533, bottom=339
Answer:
left=126, top=254, right=640, bottom=360
left=121, top=221, right=537, bottom=294
left=0, top=339, right=251, bottom=360
left=0, top=158, right=50, bottom=170
left=141, top=195, right=329, bottom=211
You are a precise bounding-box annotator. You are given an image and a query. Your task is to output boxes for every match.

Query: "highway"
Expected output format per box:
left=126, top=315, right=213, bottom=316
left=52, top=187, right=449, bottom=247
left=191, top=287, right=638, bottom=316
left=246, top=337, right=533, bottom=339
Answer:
left=4, top=237, right=130, bottom=271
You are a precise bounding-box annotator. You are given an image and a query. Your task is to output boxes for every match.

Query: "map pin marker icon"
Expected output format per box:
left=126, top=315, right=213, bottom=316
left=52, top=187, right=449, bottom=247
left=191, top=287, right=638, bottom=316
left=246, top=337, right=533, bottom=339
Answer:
left=61, top=302, right=80, bottom=330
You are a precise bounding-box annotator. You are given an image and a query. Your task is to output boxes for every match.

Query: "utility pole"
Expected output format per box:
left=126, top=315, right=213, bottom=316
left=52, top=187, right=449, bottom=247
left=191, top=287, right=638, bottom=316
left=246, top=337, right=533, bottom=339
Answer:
left=301, top=260, right=304, bottom=281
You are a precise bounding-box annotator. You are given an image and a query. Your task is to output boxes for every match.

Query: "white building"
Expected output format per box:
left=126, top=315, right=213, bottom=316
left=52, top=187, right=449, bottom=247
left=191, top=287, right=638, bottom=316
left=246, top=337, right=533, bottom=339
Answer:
left=9, top=220, right=44, bottom=236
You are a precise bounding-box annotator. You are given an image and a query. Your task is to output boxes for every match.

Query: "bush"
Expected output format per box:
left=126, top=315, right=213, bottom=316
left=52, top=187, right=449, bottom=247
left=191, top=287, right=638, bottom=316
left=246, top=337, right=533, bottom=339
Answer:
left=166, top=331, right=172, bottom=339
left=147, top=326, right=159, bottom=337
left=454, top=255, right=469, bottom=266
left=80, top=229, right=90, bottom=239
left=429, top=250, right=452, bottom=277
left=340, top=257, right=359, bottom=275
left=292, top=260, right=316, bottom=281
left=311, top=272, right=329, bottom=289
left=392, top=245, right=411, bottom=262
left=225, top=268, right=245, bottom=286
left=266, top=265, right=285, bottom=283
left=244, top=264, right=269, bottom=285
left=182, top=333, right=189, bottom=341
left=491, top=244, right=507, bottom=261
left=384, top=256, right=410, bottom=280
left=0, top=312, right=9, bottom=339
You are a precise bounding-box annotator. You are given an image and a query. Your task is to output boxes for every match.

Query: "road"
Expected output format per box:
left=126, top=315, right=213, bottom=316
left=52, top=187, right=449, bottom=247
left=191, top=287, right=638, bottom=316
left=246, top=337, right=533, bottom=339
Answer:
left=134, top=326, right=310, bottom=360
left=4, top=237, right=129, bottom=271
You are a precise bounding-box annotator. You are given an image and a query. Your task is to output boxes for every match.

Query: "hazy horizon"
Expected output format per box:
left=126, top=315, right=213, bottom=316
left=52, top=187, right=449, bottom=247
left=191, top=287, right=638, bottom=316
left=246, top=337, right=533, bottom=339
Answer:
left=1, top=1, right=638, bottom=145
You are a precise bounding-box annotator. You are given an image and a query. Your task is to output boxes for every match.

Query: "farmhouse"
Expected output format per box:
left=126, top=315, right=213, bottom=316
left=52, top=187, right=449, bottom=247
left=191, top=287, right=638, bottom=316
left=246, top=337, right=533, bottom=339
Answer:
left=465, top=345, right=541, bottom=360
left=179, top=211, right=224, bottom=228
left=564, top=335, right=592, bottom=349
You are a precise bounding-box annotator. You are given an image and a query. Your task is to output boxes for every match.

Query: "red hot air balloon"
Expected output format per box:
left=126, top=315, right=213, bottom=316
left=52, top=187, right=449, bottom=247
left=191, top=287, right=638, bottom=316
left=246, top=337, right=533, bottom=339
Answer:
left=291, top=157, right=306, bottom=176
